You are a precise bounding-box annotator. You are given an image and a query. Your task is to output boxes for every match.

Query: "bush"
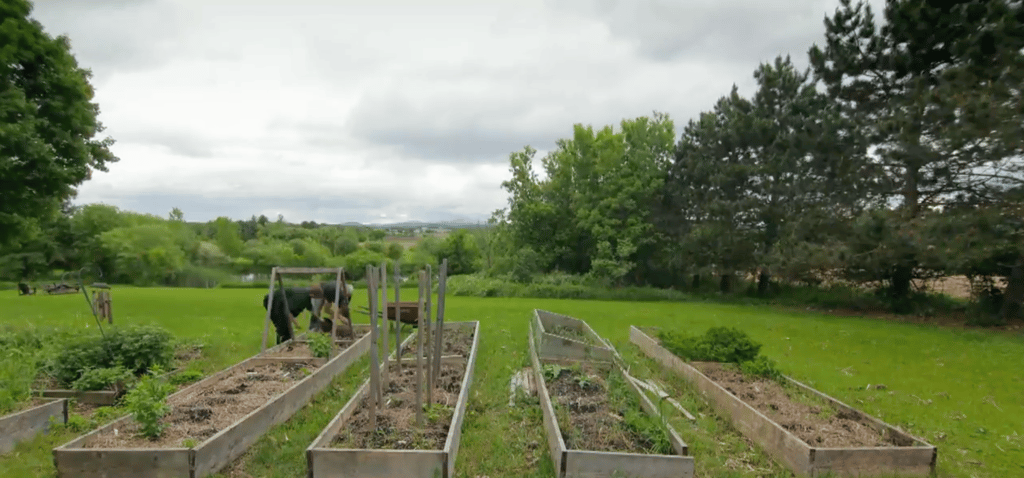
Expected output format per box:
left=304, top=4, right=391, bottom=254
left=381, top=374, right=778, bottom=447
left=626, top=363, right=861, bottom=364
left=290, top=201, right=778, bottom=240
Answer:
left=308, top=332, right=332, bottom=358
left=51, top=325, right=175, bottom=387
left=72, top=366, right=134, bottom=392
left=658, top=327, right=781, bottom=380
left=0, top=349, right=37, bottom=414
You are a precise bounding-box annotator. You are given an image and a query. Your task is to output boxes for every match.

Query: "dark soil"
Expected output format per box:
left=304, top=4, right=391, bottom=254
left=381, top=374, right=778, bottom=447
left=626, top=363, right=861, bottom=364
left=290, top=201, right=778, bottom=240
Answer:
left=400, top=325, right=473, bottom=357
left=332, top=364, right=465, bottom=450
left=545, top=363, right=662, bottom=454
left=262, top=330, right=368, bottom=359
left=331, top=326, right=475, bottom=450
left=85, top=360, right=320, bottom=449
left=692, top=362, right=911, bottom=448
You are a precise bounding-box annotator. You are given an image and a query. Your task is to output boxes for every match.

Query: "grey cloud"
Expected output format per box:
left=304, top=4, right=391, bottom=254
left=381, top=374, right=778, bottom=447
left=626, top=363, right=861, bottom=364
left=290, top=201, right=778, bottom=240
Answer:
left=547, top=0, right=846, bottom=66
left=29, top=0, right=189, bottom=77
left=117, top=129, right=220, bottom=158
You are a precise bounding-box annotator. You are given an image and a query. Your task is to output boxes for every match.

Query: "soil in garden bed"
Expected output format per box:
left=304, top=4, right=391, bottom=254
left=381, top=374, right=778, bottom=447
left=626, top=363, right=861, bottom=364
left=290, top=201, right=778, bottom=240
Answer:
left=691, top=362, right=912, bottom=448
left=262, top=329, right=368, bottom=359
left=1, top=396, right=57, bottom=417
left=331, top=363, right=466, bottom=450
left=549, top=325, right=592, bottom=344
left=85, top=359, right=321, bottom=449
left=400, top=325, right=474, bottom=357
left=545, top=363, right=670, bottom=455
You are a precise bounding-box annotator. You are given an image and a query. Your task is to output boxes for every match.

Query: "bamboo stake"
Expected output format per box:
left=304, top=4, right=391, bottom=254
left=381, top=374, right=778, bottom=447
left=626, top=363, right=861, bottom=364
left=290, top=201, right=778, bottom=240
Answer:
left=425, top=264, right=433, bottom=406
left=379, top=262, right=389, bottom=386
left=432, top=258, right=448, bottom=386
left=415, top=270, right=425, bottom=427
left=394, top=261, right=402, bottom=375
left=366, top=265, right=380, bottom=429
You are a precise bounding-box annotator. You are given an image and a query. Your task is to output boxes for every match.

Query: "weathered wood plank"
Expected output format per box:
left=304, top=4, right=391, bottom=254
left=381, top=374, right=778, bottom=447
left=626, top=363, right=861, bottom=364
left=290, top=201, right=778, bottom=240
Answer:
left=565, top=450, right=695, bottom=478
left=533, top=309, right=616, bottom=363
left=309, top=449, right=446, bottom=478
left=619, top=370, right=688, bottom=456
left=54, top=449, right=191, bottom=478
left=443, top=321, right=481, bottom=478
left=0, top=398, right=66, bottom=455
left=630, top=326, right=936, bottom=477
left=276, top=267, right=349, bottom=274
left=528, top=320, right=567, bottom=476
left=37, top=390, right=118, bottom=405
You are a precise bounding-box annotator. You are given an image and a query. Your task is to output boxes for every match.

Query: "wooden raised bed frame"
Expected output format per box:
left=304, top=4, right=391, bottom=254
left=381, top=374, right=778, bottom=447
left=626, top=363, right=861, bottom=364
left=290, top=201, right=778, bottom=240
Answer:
left=630, top=326, right=937, bottom=477
left=52, top=329, right=373, bottom=478
left=528, top=320, right=694, bottom=478
left=532, top=309, right=616, bottom=362
left=306, top=320, right=480, bottom=478
left=0, top=397, right=68, bottom=455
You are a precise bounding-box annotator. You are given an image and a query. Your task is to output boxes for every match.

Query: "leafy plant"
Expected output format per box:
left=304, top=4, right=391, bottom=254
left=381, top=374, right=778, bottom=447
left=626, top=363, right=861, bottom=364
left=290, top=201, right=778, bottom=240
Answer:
left=658, top=327, right=761, bottom=363
left=72, top=366, right=134, bottom=392
left=51, top=325, right=176, bottom=387
left=0, top=349, right=37, bottom=415
left=738, top=355, right=782, bottom=380
left=308, top=332, right=332, bottom=358
left=169, top=369, right=204, bottom=386
left=542, top=364, right=566, bottom=382
left=182, top=438, right=197, bottom=448
left=122, top=366, right=175, bottom=440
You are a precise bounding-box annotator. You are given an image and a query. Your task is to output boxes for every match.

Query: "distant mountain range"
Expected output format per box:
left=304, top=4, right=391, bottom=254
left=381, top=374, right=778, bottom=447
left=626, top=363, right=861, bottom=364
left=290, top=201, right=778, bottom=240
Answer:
left=339, top=219, right=491, bottom=230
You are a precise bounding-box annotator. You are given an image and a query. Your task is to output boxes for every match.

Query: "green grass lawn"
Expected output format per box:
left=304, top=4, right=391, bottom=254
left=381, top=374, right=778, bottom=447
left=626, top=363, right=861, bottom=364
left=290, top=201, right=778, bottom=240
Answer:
left=1, top=288, right=1020, bottom=477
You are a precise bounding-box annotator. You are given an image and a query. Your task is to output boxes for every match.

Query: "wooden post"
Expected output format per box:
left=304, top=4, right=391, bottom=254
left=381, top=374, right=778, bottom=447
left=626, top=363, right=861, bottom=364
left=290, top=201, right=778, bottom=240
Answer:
left=380, top=262, right=389, bottom=386
left=425, top=264, right=433, bottom=406
left=260, top=267, right=278, bottom=351
left=432, top=259, right=448, bottom=386
left=415, top=270, right=425, bottom=427
left=366, top=265, right=379, bottom=430
left=394, top=261, right=402, bottom=375
left=105, top=292, right=112, bottom=324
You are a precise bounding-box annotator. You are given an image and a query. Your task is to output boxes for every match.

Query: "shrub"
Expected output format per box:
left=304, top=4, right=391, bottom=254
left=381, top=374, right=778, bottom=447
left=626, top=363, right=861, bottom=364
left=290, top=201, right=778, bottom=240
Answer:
left=0, top=349, right=37, bottom=414
left=72, top=366, right=134, bottom=392
left=658, top=327, right=761, bottom=363
left=658, top=327, right=782, bottom=380
left=169, top=369, right=204, bottom=386
left=51, top=325, right=175, bottom=386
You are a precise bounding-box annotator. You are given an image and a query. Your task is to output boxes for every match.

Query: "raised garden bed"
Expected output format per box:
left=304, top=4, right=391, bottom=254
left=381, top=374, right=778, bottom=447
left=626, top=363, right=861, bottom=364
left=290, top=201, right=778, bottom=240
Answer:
left=0, top=397, right=68, bottom=455
left=306, top=320, right=480, bottom=478
left=630, top=326, right=937, bottom=477
left=528, top=323, right=693, bottom=478
left=52, top=330, right=373, bottom=478
left=532, top=309, right=616, bottom=362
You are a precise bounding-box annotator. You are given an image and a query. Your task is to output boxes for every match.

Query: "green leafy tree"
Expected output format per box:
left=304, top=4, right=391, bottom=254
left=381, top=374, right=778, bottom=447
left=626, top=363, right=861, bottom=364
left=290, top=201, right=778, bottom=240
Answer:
left=385, top=242, right=404, bottom=261
left=0, top=0, right=118, bottom=246
left=808, top=0, right=1024, bottom=299
left=437, top=229, right=481, bottom=276
left=213, top=217, right=244, bottom=257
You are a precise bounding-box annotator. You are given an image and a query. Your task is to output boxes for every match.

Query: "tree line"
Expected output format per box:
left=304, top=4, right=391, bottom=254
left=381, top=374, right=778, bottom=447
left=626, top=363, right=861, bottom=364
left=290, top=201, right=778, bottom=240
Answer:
left=488, top=0, right=1024, bottom=323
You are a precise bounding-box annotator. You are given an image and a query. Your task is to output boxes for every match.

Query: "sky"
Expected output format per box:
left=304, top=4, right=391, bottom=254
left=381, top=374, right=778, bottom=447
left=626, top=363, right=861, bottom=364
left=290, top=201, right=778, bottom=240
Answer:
left=28, top=0, right=886, bottom=225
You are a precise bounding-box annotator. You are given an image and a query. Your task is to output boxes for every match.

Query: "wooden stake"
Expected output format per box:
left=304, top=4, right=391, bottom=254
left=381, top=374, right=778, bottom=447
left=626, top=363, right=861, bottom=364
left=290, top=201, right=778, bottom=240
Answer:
left=432, top=259, right=448, bottom=386
left=394, top=261, right=402, bottom=375
left=366, top=265, right=380, bottom=430
left=425, top=264, right=433, bottom=406
left=415, top=270, right=425, bottom=427
left=380, top=262, right=389, bottom=386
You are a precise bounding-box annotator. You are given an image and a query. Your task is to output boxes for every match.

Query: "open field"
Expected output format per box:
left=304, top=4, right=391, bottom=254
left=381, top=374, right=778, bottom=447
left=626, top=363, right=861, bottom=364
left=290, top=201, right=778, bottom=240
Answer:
left=1, top=287, right=1021, bottom=477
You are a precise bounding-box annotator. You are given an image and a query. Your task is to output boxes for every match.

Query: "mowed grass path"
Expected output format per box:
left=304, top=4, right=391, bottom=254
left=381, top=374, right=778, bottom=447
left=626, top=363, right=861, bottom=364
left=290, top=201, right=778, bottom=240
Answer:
left=1, top=288, right=1021, bottom=477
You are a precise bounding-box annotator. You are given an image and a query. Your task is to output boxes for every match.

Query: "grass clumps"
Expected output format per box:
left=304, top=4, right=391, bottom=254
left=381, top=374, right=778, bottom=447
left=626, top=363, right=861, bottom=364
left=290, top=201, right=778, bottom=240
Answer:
left=657, top=326, right=782, bottom=380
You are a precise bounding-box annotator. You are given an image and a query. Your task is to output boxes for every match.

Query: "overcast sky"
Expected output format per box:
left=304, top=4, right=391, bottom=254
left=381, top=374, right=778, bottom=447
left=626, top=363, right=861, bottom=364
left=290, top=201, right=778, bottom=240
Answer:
left=29, top=0, right=884, bottom=225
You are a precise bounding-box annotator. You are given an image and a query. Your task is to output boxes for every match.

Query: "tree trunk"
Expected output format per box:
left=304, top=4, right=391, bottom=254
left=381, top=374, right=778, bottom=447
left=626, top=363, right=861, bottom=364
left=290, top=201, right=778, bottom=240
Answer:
left=757, top=268, right=771, bottom=296
left=692, top=274, right=700, bottom=289
left=1000, top=259, right=1024, bottom=322
left=719, top=274, right=732, bottom=294
left=891, top=264, right=913, bottom=300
